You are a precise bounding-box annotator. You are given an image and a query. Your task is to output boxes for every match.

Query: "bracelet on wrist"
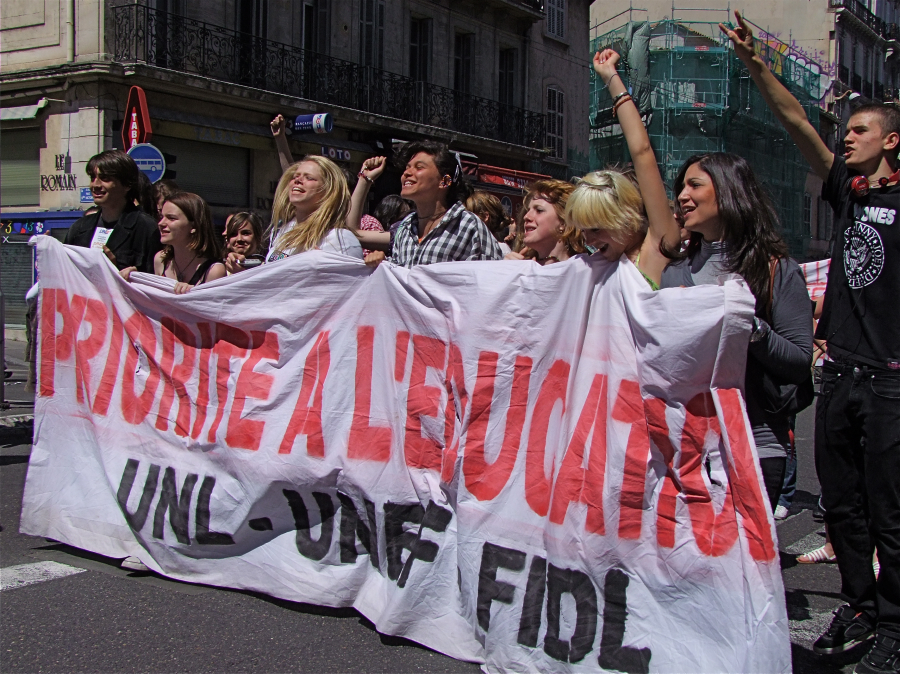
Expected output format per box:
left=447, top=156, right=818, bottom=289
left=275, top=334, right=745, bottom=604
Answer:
left=612, top=94, right=633, bottom=117
left=358, top=171, right=374, bottom=184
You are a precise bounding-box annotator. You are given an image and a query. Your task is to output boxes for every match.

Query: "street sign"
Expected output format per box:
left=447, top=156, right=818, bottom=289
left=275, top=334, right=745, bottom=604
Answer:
left=127, top=143, right=166, bottom=183
left=122, top=86, right=152, bottom=150
left=80, top=188, right=94, bottom=203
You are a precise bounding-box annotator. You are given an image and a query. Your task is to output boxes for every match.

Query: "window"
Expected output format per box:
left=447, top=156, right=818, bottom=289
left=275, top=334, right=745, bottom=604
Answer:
left=545, top=0, right=566, bottom=41
left=0, top=129, right=40, bottom=207
left=546, top=86, right=565, bottom=160
left=410, top=17, right=431, bottom=82
left=238, top=0, right=268, bottom=38
left=301, top=0, right=328, bottom=54
left=359, top=0, right=384, bottom=69
left=454, top=33, right=473, bottom=94
left=499, top=48, right=517, bottom=106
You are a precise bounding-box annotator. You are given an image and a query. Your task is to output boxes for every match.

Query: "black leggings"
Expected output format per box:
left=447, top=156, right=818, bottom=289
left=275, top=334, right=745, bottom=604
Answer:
left=759, top=457, right=787, bottom=514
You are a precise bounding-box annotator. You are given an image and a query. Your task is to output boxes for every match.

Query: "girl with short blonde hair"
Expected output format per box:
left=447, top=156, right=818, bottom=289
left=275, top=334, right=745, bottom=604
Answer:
left=566, top=49, right=680, bottom=289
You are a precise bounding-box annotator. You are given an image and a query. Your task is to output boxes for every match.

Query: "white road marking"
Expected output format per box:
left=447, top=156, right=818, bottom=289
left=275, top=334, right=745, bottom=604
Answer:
left=0, top=561, right=87, bottom=591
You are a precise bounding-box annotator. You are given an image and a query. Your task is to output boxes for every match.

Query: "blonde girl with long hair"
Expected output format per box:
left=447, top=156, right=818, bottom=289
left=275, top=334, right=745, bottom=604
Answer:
left=566, top=48, right=680, bottom=289
left=226, top=155, right=360, bottom=272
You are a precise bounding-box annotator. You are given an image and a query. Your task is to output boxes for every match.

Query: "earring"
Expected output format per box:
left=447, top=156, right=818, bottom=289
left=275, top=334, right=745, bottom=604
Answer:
left=191, top=229, right=197, bottom=234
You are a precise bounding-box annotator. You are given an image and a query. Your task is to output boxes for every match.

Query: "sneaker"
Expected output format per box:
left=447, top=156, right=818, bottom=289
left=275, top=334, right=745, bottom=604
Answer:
left=855, top=632, right=900, bottom=673
left=813, top=604, right=875, bottom=655
left=774, top=505, right=789, bottom=520
left=120, top=556, right=150, bottom=572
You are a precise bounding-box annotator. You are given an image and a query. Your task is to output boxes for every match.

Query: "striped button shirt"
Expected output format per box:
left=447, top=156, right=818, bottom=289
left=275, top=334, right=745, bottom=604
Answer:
left=390, top=201, right=503, bottom=268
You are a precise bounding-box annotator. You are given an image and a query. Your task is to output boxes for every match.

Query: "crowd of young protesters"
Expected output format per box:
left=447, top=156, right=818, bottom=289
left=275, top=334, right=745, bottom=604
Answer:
left=51, top=16, right=899, bottom=672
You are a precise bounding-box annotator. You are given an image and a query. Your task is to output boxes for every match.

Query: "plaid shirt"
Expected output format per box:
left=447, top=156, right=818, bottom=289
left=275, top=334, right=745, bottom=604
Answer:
left=390, top=201, right=503, bottom=268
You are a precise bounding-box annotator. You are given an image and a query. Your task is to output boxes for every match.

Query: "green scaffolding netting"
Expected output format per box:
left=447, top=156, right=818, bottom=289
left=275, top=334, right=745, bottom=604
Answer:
left=590, top=19, right=825, bottom=258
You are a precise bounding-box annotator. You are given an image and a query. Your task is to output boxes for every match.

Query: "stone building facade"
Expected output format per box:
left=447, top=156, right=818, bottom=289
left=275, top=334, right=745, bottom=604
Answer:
left=1, top=0, right=590, bottom=323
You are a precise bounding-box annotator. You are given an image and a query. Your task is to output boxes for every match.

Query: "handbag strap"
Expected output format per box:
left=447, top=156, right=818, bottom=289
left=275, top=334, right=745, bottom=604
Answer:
left=766, top=257, right=778, bottom=323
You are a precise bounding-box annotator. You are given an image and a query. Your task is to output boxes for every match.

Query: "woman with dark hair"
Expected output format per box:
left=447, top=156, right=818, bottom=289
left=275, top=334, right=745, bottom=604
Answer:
left=224, top=211, right=264, bottom=258
left=64, top=150, right=162, bottom=272
left=122, top=192, right=226, bottom=293
left=373, top=194, right=414, bottom=230
left=661, top=152, right=813, bottom=511
left=504, top=180, right=584, bottom=264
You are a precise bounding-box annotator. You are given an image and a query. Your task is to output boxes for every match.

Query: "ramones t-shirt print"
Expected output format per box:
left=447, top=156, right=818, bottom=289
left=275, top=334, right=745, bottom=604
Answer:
left=818, top=156, right=900, bottom=369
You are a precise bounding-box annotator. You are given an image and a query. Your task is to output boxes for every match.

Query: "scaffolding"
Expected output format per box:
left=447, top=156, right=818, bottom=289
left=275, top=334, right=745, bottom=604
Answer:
left=589, top=11, right=826, bottom=257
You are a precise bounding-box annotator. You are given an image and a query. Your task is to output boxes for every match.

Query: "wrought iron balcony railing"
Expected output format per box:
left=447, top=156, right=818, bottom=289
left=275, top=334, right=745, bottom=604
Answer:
left=111, top=3, right=544, bottom=149
left=829, top=0, right=888, bottom=38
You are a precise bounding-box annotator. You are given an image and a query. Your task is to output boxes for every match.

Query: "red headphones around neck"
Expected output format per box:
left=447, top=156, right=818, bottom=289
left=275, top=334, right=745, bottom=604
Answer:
left=851, top=168, right=900, bottom=198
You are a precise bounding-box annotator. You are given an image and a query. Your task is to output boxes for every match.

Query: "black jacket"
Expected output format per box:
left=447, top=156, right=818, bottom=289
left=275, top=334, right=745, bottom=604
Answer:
left=64, top=208, right=162, bottom=273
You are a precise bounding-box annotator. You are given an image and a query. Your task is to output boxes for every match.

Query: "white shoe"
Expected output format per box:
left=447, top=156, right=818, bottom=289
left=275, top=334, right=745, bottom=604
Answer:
left=774, top=505, right=789, bottom=520
left=121, top=556, right=150, bottom=572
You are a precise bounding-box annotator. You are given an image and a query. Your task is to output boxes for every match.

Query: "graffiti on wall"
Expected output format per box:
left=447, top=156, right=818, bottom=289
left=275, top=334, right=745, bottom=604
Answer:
left=755, top=31, right=834, bottom=102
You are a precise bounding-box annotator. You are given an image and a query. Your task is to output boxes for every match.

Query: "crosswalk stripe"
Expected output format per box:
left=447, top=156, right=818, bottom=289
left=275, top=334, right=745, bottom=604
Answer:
left=0, top=561, right=87, bottom=591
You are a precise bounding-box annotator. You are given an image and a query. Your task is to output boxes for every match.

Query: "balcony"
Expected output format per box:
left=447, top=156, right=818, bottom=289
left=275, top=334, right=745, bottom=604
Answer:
left=111, top=3, right=544, bottom=149
left=483, top=0, right=545, bottom=19
left=829, top=0, right=888, bottom=38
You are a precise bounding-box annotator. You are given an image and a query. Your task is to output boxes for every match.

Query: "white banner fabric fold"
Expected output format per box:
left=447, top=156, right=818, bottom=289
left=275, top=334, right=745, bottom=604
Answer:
left=21, top=236, right=790, bottom=673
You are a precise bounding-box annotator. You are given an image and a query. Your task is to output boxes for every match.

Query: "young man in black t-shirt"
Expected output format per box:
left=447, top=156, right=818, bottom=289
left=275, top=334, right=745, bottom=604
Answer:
left=65, top=150, right=161, bottom=273
left=723, top=12, right=900, bottom=674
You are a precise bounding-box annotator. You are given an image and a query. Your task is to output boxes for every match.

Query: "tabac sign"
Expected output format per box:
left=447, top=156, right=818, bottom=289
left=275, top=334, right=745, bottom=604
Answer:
left=122, top=86, right=152, bottom=150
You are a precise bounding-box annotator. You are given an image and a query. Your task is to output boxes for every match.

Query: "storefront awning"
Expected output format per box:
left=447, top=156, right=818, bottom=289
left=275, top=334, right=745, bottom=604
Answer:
left=1, top=98, right=50, bottom=121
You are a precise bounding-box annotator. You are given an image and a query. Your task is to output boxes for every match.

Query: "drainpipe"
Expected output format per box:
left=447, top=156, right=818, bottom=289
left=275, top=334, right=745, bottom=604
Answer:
left=66, top=0, right=75, bottom=63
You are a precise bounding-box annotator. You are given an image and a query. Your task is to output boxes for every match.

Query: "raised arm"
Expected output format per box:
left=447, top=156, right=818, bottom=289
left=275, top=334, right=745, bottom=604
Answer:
left=721, top=11, right=833, bottom=180
left=270, top=115, right=294, bottom=174
left=347, top=156, right=386, bottom=230
left=594, top=49, right=679, bottom=275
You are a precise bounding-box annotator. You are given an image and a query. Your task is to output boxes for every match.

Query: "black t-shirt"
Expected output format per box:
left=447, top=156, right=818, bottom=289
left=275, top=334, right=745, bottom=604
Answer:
left=817, top=156, right=900, bottom=369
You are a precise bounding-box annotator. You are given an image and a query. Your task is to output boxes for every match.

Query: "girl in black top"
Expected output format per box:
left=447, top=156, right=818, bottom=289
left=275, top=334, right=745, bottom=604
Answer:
left=122, top=191, right=225, bottom=293
left=661, top=152, right=813, bottom=511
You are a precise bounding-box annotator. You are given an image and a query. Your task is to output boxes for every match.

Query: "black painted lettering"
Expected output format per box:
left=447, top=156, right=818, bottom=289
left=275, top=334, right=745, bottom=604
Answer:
left=194, top=476, right=235, bottom=545
left=599, top=569, right=651, bottom=674
left=283, top=490, right=335, bottom=561
left=544, top=564, right=598, bottom=663
left=517, top=555, right=547, bottom=647
left=337, top=492, right=379, bottom=569
left=384, top=501, right=452, bottom=587
left=116, top=459, right=160, bottom=531
left=477, top=543, right=526, bottom=631
left=152, top=467, right=198, bottom=545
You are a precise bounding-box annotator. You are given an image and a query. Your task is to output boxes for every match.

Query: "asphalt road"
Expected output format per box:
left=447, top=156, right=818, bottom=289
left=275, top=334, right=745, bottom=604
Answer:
left=0, top=351, right=867, bottom=672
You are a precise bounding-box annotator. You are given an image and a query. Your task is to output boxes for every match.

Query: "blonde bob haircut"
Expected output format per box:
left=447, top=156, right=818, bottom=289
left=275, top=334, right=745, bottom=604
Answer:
left=269, top=155, right=350, bottom=254
left=566, top=170, right=646, bottom=246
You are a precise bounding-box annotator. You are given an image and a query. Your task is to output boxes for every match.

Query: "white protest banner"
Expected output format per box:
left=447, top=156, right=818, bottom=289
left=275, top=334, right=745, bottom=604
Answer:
left=800, top=259, right=830, bottom=300
left=22, top=235, right=789, bottom=673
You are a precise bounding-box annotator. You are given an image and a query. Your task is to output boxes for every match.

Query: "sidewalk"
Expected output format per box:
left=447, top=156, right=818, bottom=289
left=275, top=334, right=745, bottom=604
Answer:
left=1, top=337, right=35, bottom=443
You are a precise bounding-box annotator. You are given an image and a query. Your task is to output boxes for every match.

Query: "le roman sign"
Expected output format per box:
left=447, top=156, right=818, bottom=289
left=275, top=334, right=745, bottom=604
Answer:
left=122, top=86, right=152, bottom=150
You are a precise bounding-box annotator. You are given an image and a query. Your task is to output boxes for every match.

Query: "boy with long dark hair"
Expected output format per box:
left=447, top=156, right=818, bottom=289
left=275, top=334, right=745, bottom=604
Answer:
left=723, top=12, right=900, bottom=674
left=65, top=150, right=162, bottom=273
